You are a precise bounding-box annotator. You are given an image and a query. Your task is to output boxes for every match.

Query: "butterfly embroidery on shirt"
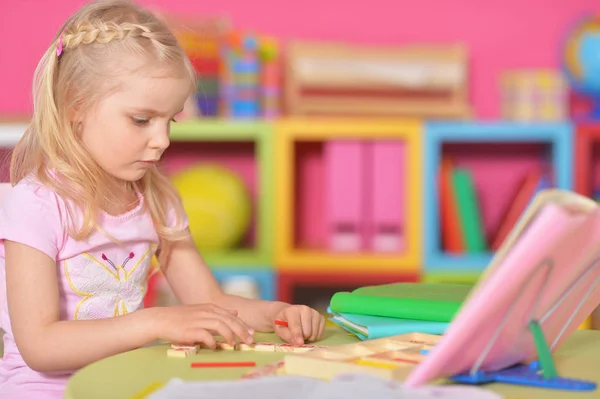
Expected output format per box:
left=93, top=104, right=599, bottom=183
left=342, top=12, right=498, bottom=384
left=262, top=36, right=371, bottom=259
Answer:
left=64, top=245, right=156, bottom=320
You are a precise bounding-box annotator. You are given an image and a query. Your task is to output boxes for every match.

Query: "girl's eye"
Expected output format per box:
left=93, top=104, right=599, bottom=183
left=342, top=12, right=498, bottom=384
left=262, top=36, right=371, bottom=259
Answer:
left=171, top=118, right=178, bottom=123
left=132, top=117, right=149, bottom=125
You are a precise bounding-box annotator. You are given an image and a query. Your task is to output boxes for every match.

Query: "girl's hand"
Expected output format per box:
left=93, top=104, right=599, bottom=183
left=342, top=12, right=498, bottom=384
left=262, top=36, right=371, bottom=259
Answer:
left=151, top=304, right=254, bottom=348
left=272, top=304, right=325, bottom=345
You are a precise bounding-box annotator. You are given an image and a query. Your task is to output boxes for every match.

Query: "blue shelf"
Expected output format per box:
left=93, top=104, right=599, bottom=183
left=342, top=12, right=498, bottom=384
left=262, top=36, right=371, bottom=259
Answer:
left=423, top=121, right=574, bottom=274
left=211, top=267, right=276, bottom=301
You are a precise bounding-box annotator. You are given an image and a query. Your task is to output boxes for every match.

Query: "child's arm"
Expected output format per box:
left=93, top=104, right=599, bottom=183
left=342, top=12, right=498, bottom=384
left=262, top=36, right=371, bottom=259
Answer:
left=5, top=241, right=254, bottom=373
left=160, top=235, right=325, bottom=344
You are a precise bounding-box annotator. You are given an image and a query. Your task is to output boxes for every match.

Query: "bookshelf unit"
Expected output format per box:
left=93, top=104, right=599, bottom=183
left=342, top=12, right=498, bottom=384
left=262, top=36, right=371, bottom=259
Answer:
left=423, top=122, right=574, bottom=281
left=0, top=119, right=585, bottom=304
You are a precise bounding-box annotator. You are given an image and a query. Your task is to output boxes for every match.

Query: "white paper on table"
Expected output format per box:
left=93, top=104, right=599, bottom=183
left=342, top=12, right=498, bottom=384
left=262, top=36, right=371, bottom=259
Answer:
left=146, top=373, right=503, bottom=399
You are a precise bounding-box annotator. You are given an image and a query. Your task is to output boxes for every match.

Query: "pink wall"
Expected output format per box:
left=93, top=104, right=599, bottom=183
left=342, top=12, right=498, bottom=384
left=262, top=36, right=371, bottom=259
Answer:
left=1, top=0, right=597, bottom=118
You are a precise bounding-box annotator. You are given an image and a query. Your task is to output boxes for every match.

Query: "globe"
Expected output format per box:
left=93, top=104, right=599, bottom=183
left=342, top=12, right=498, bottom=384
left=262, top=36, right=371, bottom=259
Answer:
left=563, top=15, right=600, bottom=118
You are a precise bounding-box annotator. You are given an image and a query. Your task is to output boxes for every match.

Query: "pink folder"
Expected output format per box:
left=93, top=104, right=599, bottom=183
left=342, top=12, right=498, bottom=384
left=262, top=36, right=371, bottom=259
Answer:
left=367, top=141, right=405, bottom=252
left=325, top=140, right=367, bottom=251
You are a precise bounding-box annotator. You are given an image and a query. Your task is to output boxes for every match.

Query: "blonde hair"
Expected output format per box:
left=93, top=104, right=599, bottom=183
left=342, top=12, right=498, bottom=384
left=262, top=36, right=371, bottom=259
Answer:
left=11, top=0, right=196, bottom=244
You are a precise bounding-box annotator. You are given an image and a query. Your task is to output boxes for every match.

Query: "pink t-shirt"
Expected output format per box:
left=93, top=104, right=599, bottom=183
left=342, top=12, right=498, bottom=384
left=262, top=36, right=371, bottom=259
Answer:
left=0, top=177, right=187, bottom=398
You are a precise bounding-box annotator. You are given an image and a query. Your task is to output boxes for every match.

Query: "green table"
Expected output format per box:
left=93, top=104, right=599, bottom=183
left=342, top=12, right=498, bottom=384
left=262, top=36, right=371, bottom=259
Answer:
left=65, top=327, right=600, bottom=399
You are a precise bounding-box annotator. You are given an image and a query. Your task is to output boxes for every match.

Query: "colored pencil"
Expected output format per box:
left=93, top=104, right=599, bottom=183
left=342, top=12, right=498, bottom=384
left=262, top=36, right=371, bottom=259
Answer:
left=191, top=361, right=256, bottom=368
left=274, top=319, right=289, bottom=327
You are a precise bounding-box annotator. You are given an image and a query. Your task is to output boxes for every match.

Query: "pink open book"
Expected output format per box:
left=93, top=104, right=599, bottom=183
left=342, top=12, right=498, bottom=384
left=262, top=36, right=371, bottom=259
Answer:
left=405, top=189, right=600, bottom=388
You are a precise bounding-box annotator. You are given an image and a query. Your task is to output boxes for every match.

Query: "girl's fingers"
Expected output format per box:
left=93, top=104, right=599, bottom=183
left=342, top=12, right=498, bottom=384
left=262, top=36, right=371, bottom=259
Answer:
left=217, top=313, right=253, bottom=341
left=191, top=328, right=217, bottom=349
left=274, top=324, right=294, bottom=344
left=192, top=308, right=253, bottom=344
left=309, top=311, right=322, bottom=342
left=197, top=318, right=238, bottom=345
left=300, top=306, right=314, bottom=340
left=318, top=315, right=325, bottom=338
left=227, top=309, right=239, bottom=316
left=224, top=316, right=255, bottom=344
left=286, top=310, right=305, bottom=345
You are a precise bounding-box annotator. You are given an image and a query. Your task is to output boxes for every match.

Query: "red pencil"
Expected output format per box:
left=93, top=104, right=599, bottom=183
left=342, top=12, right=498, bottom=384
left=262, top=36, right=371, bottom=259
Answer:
left=191, top=361, right=256, bottom=368
left=274, top=319, right=288, bottom=327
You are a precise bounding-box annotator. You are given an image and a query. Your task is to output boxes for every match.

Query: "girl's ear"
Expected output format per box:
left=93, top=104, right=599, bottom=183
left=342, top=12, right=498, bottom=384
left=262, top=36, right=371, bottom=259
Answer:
left=69, top=107, right=78, bottom=122
left=68, top=103, right=84, bottom=136
left=68, top=101, right=82, bottom=124
left=68, top=95, right=86, bottom=126
left=70, top=116, right=83, bottom=138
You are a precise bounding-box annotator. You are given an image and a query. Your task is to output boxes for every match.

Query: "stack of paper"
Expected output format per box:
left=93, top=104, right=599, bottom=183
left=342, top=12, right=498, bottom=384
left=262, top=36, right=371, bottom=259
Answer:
left=328, top=283, right=472, bottom=340
left=146, top=373, right=502, bottom=399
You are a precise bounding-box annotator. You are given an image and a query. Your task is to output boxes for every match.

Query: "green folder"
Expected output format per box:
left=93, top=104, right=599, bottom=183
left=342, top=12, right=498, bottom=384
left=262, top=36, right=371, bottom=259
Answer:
left=453, top=168, right=487, bottom=252
left=329, top=283, right=473, bottom=323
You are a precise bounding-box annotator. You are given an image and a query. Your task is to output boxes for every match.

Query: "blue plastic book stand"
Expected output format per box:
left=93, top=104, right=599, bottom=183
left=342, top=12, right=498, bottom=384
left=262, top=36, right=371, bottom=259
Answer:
left=450, top=321, right=597, bottom=391
left=451, top=360, right=596, bottom=391
left=446, top=257, right=600, bottom=393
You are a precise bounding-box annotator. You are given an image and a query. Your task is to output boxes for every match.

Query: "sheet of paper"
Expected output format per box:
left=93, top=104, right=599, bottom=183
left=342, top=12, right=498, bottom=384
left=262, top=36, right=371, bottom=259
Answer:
left=146, top=373, right=502, bottom=399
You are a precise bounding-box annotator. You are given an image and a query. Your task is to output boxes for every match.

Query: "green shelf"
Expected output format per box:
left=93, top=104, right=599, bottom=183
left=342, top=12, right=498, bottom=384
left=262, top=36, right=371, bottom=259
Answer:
left=170, top=119, right=272, bottom=141
left=169, top=120, right=274, bottom=267
left=203, top=248, right=273, bottom=269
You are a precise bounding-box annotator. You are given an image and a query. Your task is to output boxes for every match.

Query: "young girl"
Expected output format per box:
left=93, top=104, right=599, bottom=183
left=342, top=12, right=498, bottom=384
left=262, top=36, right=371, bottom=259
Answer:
left=0, top=0, right=324, bottom=397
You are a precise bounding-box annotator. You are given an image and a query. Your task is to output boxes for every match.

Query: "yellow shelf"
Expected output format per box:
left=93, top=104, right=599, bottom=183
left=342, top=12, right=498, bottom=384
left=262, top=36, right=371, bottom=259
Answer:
left=274, top=118, right=423, bottom=272
left=275, top=248, right=420, bottom=272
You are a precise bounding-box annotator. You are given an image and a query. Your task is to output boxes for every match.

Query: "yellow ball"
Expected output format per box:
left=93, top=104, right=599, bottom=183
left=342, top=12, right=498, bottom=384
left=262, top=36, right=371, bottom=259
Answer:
left=171, top=164, right=252, bottom=252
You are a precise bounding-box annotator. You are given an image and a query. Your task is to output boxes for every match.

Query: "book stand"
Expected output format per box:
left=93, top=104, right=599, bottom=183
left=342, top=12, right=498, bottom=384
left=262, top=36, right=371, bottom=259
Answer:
left=405, top=189, right=600, bottom=392
left=451, top=255, right=600, bottom=391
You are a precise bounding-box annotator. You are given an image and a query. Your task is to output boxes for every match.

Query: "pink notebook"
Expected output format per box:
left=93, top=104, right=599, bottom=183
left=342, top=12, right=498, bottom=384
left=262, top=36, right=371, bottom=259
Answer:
left=405, top=189, right=600, bottom=387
